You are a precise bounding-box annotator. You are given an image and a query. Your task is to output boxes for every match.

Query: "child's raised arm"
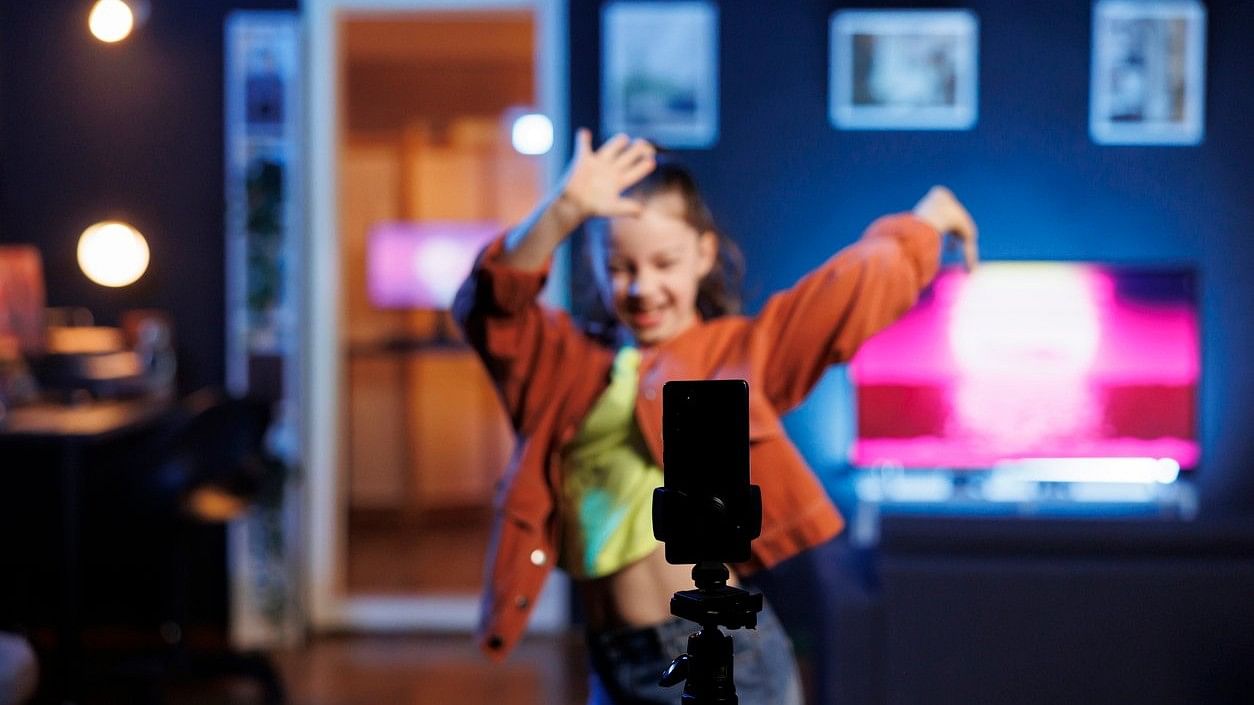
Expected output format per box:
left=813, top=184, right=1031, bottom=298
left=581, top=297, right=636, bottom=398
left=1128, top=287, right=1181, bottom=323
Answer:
left=748, top=187, right=978, bottom=413
left=500, top=129, right=656, bottom=270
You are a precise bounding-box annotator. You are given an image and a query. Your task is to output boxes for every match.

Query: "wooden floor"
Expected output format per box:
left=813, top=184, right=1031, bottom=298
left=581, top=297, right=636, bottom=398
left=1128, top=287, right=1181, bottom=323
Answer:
left=273, top=632, right=590, bottom=705
left=68, top=509, right=585, bottom=705
left=284, top=511, right=589, bottom=704
left=74, top=631, right=590, bottom=705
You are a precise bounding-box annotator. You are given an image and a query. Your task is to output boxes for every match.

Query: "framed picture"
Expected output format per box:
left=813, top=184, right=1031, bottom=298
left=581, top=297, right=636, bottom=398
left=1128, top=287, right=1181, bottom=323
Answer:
left=601, top=1, right=718, bottom=148
left=829, top=10, right=979, bottom=131
left=1090, top=0, right=1206, bottom=145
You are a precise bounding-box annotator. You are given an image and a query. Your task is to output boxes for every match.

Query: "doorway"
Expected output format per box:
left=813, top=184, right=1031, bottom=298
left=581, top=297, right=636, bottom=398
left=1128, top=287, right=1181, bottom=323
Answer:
left=305, top=0, right=568, bottom=632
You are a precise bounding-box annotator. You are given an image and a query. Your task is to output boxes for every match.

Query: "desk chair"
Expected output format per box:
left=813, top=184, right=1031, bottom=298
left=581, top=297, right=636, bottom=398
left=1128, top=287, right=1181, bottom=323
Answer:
left=116, top=390, right=286, bottom=705
left=146, top=389, right=282, bottom=519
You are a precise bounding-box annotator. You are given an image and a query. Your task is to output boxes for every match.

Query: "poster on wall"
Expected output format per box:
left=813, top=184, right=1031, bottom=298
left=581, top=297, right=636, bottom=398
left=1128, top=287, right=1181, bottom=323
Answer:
left=829, top=9, right=979, bottom=130
left=601, top=1, right=718, bottom=148
left=1090, top=0, right=1206, bottom=146
left=224, top=10, right=304, bottom=649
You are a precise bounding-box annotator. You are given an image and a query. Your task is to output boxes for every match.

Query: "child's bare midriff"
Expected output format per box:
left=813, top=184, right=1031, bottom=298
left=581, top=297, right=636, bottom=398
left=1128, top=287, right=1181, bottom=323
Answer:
left=576, top=546, right=738, bottom=631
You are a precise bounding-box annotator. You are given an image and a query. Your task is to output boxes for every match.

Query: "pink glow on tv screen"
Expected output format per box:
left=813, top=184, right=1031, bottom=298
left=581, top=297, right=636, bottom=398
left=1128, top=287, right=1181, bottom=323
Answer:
left=366, top=221, right=501, bottom=309
left=848, top=264, right=1199, bottom=469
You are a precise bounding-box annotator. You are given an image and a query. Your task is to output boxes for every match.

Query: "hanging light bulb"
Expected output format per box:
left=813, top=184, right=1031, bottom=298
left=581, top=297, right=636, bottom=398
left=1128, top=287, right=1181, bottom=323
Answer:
left=510, top=112, right=554, bottom=156
left=89, top=0, right=135, bottom=43
left=78, top=221, right=150, bottom=287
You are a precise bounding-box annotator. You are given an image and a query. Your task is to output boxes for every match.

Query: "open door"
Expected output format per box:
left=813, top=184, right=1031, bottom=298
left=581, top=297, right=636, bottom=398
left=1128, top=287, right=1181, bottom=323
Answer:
left=305, top=0, right=569, bottom=633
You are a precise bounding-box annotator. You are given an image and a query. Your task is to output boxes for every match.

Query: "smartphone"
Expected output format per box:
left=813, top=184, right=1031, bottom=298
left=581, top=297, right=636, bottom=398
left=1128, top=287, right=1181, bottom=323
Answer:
left=657, top=379, right=759, bottom=564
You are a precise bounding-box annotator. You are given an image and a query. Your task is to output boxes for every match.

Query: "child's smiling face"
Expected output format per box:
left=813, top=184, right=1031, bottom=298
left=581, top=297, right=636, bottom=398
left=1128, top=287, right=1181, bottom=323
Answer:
left=606, top=192, right=717, bottom=346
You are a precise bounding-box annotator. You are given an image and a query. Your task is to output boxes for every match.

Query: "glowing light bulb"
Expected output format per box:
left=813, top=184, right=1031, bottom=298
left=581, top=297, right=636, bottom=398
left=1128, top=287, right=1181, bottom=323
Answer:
left=89, top=0, right=135, bottom=43
left=78, top=221, right=150, bottom=287
left=511, top=113, right=554, bottom=156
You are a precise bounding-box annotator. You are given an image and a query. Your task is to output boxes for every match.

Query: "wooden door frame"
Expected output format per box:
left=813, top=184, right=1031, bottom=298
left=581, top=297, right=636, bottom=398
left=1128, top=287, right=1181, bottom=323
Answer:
left=303, top=0, right=569, bottom=631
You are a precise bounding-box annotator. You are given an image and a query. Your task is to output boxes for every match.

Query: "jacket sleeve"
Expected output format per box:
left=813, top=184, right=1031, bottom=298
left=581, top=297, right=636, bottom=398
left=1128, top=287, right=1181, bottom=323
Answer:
left=748, top=213, right=942, bottom=414
left=452, top=236, right=583, bottom=434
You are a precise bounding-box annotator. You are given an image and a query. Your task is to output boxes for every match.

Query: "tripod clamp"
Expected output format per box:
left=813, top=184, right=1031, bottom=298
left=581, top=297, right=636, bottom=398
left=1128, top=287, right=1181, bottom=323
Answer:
left=658, top=561, right=763, bottom=705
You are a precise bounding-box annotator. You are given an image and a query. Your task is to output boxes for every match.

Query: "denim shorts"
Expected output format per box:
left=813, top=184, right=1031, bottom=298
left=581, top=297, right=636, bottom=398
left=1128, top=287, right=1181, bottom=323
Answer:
left=585, top=600, right=803, bottom=705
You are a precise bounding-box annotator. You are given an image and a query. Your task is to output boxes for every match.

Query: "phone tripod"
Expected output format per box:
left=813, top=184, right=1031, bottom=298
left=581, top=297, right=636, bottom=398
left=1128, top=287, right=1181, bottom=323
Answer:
left=658, top=561, right=763, bottom=705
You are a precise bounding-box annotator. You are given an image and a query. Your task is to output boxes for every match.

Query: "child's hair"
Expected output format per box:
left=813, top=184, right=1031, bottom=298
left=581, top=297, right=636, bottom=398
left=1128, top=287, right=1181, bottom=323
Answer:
left=581, top=159, right=744, bottom=331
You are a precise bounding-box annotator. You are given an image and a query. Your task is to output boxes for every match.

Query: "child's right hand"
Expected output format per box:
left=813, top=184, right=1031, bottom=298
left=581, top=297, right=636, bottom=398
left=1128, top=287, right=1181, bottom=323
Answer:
left=555, top=128, right=657, bottom=224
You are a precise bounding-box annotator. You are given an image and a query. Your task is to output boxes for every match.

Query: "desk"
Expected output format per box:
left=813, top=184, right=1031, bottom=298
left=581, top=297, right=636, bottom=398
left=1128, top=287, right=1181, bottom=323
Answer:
left=2, top=398, right=173, bottom=441
left=0, top=397, right=176, bottom=703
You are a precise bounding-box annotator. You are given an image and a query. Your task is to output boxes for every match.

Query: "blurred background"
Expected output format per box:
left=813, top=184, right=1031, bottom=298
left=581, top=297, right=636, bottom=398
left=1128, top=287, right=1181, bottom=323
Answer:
left=1, top=1, right=1252, bottom=704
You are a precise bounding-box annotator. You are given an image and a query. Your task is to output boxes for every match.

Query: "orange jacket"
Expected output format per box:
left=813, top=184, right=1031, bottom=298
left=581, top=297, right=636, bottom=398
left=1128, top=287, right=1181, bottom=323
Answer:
left=453, top=213, right=941, bottom=660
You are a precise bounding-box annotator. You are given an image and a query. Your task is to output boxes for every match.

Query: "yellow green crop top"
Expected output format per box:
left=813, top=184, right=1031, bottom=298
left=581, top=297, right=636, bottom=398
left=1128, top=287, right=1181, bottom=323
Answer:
left=558, top=346, right=664, bottom=579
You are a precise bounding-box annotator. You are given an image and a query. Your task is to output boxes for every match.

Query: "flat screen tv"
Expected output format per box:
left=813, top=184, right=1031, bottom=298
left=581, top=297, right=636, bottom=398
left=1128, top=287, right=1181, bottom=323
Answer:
left=848, top=263, right=1199, bottom=471
left=366, top=221, right=501, bottom=310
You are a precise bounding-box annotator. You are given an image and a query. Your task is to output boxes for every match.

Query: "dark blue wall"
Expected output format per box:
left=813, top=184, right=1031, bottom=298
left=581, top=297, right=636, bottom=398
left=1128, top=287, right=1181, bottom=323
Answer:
left=570, top=0, right=1254, bottom=514
left=0, top=0, right=297, bottom=392
left=4, top=2, right=1251, bottom=509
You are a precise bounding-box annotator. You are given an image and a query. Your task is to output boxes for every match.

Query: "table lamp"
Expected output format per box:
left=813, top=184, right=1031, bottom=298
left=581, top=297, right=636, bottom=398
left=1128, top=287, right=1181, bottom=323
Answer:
left=77, top=220, right=150, bottom=288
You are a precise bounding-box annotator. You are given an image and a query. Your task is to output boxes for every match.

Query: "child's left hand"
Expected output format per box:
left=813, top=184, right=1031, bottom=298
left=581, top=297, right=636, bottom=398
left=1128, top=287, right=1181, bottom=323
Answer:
left=912, top=186, right=979, bottom=271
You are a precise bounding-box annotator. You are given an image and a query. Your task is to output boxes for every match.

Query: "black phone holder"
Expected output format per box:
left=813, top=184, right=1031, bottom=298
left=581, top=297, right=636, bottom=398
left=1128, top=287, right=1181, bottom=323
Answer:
left=654, top=559, right=763, bottom=705
left=653, top=380, right=763, bottom=705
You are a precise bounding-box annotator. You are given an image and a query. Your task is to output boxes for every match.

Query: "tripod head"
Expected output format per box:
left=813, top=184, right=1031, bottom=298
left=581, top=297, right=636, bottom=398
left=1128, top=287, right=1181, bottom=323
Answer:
left=652, top=381, right=763, bottom=704
left=669, top=562, right=762, bottom=630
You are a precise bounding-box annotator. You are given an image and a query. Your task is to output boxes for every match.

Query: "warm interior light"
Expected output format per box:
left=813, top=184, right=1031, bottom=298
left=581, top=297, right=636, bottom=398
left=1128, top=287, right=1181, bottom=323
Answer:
left=510, top=112, right=554, bottom=156
left=78, top=221, right=150, bottom=287
left=89, top=0, right=135, bottom=43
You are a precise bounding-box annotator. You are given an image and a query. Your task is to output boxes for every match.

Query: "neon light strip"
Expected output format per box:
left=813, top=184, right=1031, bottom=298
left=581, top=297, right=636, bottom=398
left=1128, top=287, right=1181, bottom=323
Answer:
left=990, top=457, right=1180, bottom=484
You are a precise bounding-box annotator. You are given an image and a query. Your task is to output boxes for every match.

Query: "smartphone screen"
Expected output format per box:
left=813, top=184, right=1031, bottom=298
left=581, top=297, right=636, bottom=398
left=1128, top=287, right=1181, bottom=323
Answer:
left=662, top=379, right=750, bottom=496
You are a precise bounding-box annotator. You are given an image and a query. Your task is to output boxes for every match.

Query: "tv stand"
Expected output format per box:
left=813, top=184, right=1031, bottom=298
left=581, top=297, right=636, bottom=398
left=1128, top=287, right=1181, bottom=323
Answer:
left=848, top=467, right=1197, bottom=547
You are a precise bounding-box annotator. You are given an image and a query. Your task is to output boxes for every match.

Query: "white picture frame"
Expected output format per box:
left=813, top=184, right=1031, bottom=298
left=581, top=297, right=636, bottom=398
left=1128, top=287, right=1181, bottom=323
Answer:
left=601, top=1, right=718, bottom=148
left=829, top=9, right=979, bottom=131
left=224, top=10, right=305, bottom=649
left=1090, top=0, right=1206, bottom=146
left=225, top=11, right=303, bottom=365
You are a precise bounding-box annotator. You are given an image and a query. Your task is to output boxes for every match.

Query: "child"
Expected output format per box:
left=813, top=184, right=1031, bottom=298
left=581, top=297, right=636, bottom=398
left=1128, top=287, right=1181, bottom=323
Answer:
left=454, top=129, right=978, bottom=704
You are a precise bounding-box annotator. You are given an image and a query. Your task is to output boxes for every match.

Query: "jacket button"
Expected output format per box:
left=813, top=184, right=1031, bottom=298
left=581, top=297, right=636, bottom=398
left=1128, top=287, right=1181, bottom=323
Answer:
left=487, top=635, right=504, bottom=650
left=529, top=549, right=547, bottom=566
left=515, top=595, right=530, bottom=609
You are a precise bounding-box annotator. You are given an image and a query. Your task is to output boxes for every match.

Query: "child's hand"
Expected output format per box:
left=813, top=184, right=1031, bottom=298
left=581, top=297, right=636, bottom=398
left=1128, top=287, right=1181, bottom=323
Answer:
left=912, top=186, right=979, bottom=270
left=556, top=128, right=656, bottom=222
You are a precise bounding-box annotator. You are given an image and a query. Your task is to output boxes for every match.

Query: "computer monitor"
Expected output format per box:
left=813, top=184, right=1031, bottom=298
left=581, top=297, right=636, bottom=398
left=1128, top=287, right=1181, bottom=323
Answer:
left=0, top=246, right=46, bottom=356
left=366, top=221, right=501, bottom=310
left=848, top=263, right=1199, bottom=471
